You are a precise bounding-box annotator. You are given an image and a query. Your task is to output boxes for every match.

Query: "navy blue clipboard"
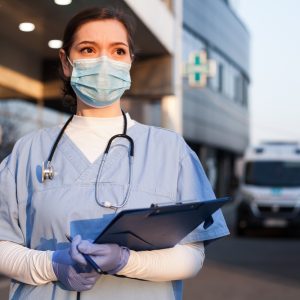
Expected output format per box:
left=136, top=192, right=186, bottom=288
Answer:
left=94, top=197, right=231, bottom=251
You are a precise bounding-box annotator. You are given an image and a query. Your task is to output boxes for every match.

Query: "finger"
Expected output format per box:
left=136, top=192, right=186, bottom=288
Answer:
left=77, top=241, right=98, bottom=255
left=78, top=242, right=108, bottom=255
left=72, top=235, right=82, bottom=248
left=77, top=240, right=93, bottom=251
left=78, top=274, right=99, bottom=287
left=70, top=235, right=87, bottom=265
left=81, top=284, right=93, bottom=291
left=81, top=275, right=98, bottom=284
left=68, top=272, right=97, bottom=290
left=80, top=271, right=100, bottom=279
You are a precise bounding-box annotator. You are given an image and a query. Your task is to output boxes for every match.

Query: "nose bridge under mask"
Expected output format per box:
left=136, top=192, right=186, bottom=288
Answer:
left=69, top=55, right=131, bottom=108
left=70, top=55, right=113, bottom=67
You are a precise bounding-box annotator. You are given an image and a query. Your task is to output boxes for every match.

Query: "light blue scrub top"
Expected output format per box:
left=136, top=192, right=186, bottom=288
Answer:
left=0, top=122, right=229, bottom=300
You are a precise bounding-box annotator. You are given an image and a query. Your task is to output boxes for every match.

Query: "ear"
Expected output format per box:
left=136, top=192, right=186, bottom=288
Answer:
left=59, top=49, right=72, bottom=77
left=130, top=53, right=135, bottom=63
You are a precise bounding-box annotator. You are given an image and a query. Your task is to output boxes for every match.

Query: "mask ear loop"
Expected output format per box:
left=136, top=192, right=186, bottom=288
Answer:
left=67, top=56, right=74, bottom=67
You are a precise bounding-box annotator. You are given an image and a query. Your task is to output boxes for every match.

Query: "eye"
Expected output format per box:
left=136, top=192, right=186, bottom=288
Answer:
left=80, top=47, right=94, bottom=54
left=116, top=48, right=126, bottom=55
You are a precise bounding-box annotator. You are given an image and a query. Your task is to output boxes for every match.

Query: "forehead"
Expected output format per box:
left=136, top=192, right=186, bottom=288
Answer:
left=74, top=19, right=128, bottom=43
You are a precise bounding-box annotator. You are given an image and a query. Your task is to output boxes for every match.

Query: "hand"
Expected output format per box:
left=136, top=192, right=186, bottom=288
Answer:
left=70, top=235, right=130, bottom=275
left=52, top=236, right=100, bottom=291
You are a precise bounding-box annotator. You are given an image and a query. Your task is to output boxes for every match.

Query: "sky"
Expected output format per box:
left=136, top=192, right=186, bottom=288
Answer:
left=232, top=0, right=300, bottom=145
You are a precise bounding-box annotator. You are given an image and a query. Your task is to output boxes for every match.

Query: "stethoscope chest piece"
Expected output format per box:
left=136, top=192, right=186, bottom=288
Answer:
left=40, top=110, right=134, bottom=209
left=41, top=161, right=54, bottom=182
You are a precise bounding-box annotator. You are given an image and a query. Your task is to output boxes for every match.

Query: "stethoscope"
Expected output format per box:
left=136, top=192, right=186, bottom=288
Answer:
left=41, top=110, right=134, bottom=210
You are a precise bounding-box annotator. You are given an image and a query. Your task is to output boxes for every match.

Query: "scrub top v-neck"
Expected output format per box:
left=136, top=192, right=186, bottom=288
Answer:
left=0, top=121, right=229, bottom=300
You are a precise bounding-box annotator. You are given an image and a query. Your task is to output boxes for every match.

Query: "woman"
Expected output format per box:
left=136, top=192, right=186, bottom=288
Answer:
left=0, top=7, right=229, bottom=300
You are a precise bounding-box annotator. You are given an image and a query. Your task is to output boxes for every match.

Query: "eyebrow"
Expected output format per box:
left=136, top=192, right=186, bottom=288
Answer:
left=76, top=41, right=129, bottom=47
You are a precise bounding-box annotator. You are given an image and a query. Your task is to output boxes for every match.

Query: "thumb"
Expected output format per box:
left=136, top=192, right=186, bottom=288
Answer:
left=78, top=242, right=105, bottom=256
left=70, top=235, right=87, bottom=265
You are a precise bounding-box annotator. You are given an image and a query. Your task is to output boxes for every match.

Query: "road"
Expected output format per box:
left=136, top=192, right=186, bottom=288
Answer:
left=0, top=278, right=9, bottom=299
left=0, top=204, right=299, bottom=299
left=183, top=203, right=300, bottom=300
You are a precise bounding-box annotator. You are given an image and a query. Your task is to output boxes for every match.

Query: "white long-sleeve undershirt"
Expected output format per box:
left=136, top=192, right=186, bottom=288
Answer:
left=64, top=113, right=136, bottom=163
left=0, top=241, right=55, bottom=285
left=0, top=241, right=204, bottom=285
left=0, top=113, right=205, bottom=285
left=117, top=243, right=204, bottom=281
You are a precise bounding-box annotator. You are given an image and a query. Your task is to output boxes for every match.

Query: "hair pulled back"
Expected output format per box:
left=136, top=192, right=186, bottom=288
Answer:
left=60, top=7, right=135, bottom=112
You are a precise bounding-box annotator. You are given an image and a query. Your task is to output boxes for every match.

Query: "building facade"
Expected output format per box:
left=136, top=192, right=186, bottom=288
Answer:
left=182, top=0, right=250, bottom=195
left=0, top=0, right=250, bottom=196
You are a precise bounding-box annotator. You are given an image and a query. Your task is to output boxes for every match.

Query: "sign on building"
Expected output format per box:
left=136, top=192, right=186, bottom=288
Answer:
left=183, top=50, right=216, bottom=88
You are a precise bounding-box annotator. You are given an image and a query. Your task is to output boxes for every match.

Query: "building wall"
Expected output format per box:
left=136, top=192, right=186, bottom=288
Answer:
left=183, top=0, right=250, bottom=76
left=183, top=86, right=249, bottom=153
left=0, top=0, right=250, bottom=196
left=182, top=0, right=250, bottom=155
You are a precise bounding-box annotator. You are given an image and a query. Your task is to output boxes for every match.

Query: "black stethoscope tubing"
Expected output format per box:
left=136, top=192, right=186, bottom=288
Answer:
left=48, top=110, right=133, bottom=161
left=43, top=110, right=134, bottom=191
left=42, top=110, right=134, bottom=300
left=47, top=114, right=74, bottom=163
left=43, top=111, right=135, bottom=299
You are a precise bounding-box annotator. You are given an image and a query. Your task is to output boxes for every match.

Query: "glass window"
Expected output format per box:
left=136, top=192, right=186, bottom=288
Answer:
left=0, top=99, right=68, bottom=160
left=182, top=30, right=206, bottom=63
left=210, top=51, right=223, bottom=92
left=182, top=31, right=249, bottom=108
left=218, top=64, right=223, bottom=93
left=245, top=161, right=300, bottom=187
left=234, top=73, right=242, bottom=104
left=0, top=100, right=68, bottom=137
left=242, top=78, right=249, bottom=108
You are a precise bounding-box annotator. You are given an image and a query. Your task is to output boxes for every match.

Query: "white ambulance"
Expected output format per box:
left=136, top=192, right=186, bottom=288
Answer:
left=235, top=142, right=300, bottom=235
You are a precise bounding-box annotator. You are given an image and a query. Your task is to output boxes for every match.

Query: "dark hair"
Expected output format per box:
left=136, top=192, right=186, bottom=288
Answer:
left=60, top=7, right=136, bottom=112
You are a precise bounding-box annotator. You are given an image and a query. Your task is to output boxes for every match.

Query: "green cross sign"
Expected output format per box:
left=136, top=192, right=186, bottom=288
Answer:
left=183, top=50, right=216, bottom=88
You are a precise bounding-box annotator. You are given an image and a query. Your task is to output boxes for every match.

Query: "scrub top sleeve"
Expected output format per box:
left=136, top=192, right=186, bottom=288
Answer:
left=0, top=157, right=24, bottom=244
left=177, top=146, right=229, bottom=244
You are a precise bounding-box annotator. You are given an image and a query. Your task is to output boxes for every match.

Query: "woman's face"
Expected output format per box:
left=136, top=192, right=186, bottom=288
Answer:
left=61, top=19, right=132, bottom=77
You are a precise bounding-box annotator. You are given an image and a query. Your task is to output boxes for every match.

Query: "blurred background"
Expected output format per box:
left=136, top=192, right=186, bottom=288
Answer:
left=0, top=0, right=299, bottom=299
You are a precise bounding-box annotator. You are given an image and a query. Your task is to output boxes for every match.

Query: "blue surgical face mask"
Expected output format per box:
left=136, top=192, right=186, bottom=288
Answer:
left=68, top=56, right=131, bottom=108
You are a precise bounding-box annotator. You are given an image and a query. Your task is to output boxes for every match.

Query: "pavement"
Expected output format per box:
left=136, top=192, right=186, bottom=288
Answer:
left=0, top=278, right=9, bottom=299
left=183, top=202, right=300, bottom=300
left=183, top=259, right=300, bottom=300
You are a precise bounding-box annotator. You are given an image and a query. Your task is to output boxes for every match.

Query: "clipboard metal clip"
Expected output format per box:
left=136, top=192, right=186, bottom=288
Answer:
left=150, top=201, right=183, bottom=208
